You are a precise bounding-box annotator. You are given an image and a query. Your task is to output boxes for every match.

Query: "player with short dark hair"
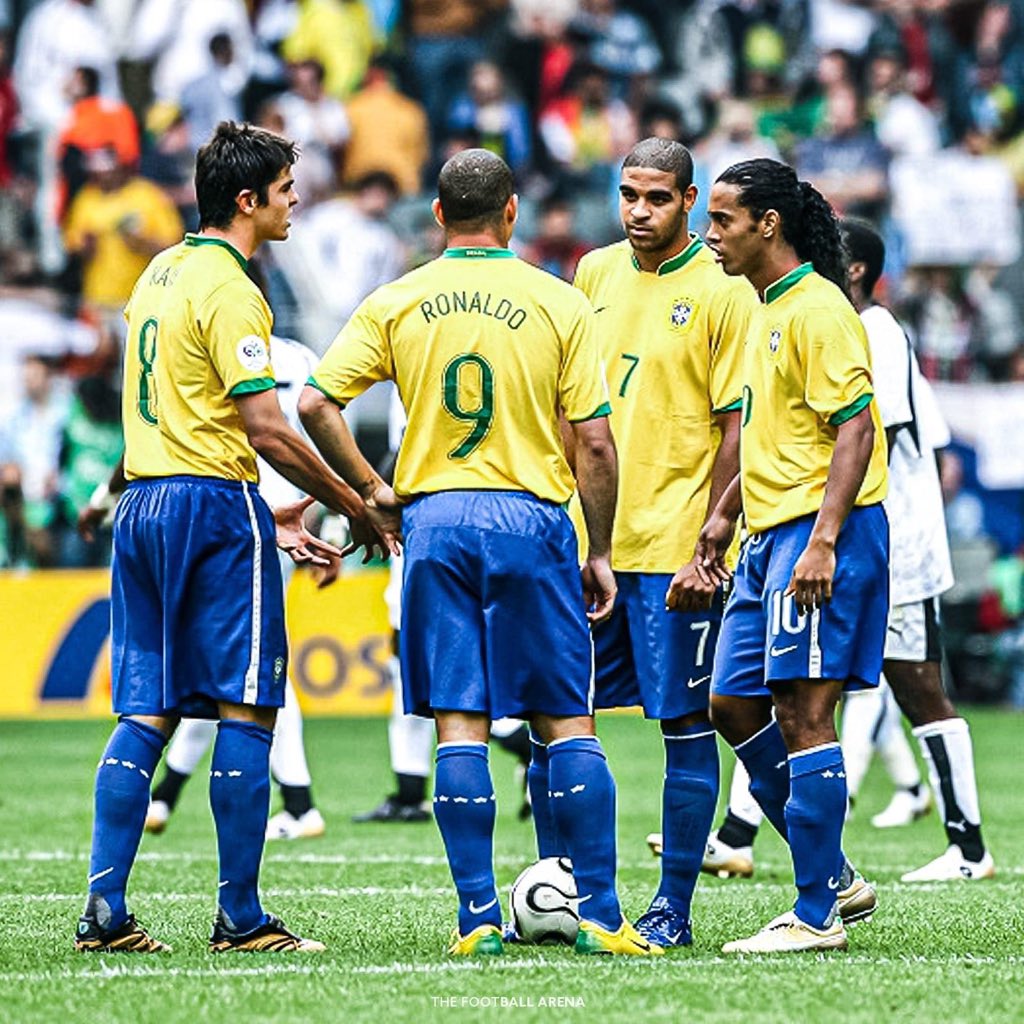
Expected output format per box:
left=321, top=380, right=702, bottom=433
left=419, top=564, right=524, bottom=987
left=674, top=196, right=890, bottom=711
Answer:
left=701, top=158, right=889, bottom=954
left=842, top=217, right=994, bottom=883
left=553, top=137, right=755, bottom=948
left=74, top=121, right=398, bottom=955
left=300, top=149, right=661, bottom=958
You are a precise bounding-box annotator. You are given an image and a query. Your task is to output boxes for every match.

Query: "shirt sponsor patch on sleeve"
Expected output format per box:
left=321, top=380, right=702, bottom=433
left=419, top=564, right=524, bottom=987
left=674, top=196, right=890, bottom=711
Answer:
left=237, top=335, right=270, bottom=373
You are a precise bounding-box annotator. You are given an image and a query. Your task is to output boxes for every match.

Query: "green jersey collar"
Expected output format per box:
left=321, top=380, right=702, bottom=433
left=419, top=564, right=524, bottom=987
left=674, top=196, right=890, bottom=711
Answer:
left=763, top=262, right=814, bottom=304
left=442, top=247, right=517, bottom=259
left=184, top=233, right=248, bottom=270
left=630, top=233, right=703, bottom=276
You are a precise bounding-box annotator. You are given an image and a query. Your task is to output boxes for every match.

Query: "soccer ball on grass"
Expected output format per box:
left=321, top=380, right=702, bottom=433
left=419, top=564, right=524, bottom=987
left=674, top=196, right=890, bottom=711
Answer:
left=508, top=856, right=579, bottom=945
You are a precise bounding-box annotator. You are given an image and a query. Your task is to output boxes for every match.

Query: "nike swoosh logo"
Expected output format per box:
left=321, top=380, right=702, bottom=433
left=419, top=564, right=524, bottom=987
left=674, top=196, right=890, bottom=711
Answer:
left=594, top=306, right=609, bottom=313
left=666, top=930, right=684, bottom=944
left=687, top=674, right=711, bottom=689
left=468, top=898, right=497, bottom=915
left=770, top=644, right=798, bottom=657
left=827, top=877, right=840, bottom=890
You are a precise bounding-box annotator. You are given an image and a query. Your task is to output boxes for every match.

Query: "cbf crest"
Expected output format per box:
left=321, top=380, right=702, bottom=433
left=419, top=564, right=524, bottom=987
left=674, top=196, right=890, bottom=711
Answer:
left=670, top=297, right=696, bottom=330
left=768, top=326, right=782, bottom=355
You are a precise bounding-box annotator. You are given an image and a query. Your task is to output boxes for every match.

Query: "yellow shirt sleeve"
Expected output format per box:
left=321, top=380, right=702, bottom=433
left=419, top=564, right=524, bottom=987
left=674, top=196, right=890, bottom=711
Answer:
left=309, top=297, right=393, bottom=406
left=559, top=302, right=611, bottom=422
left=198, top=279, right=276, bottom=397
left=798, top=306, right=875, bottom=425
left=709, top=284, right=754, bottom=413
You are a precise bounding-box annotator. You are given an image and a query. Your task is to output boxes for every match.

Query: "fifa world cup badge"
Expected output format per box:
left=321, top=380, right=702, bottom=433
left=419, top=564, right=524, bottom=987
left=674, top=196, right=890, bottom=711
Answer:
left=769, top=327, right=782, bottom=354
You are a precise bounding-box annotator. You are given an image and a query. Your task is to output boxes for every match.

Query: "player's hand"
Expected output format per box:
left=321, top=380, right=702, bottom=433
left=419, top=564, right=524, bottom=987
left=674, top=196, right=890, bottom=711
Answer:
left=344, top=484, right=403, bottom=562
left=665, top=555, right=716, bottom=612
left=786, top=537, right=835, bottom=615
left=275, top=496, right=342, bottom=566
left=582, top=554, right=616, bottom=624
left=77, top=504, right=107, bottom=543
left=695, top=510, right=736, bottom=586
left=311, top=553, right=341, bottom=589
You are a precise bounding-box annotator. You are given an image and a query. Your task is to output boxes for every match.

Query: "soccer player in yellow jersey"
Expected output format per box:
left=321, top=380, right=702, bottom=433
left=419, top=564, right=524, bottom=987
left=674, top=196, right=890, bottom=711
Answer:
left=700, top=158, right=890, bottom=954
left=75, top=122, right=398, bottom=956
left=556, top=138, right=757, bottom=948
left=300, top=149, right=661, bottom=958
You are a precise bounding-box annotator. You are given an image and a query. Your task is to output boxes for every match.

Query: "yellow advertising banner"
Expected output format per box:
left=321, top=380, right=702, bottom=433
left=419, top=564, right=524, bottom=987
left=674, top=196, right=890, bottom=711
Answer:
left=0, top=568, right=393, bottom=719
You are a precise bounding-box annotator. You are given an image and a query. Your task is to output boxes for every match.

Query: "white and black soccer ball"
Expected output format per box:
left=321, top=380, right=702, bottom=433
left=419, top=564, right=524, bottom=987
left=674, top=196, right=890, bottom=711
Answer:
left=509, top=857, right=579, bottom=945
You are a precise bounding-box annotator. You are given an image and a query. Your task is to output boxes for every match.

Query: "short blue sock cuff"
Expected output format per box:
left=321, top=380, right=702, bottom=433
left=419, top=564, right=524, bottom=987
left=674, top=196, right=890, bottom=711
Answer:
left=548, top=736, right=604, bottom=759
left=789, top=744, right=843, bottom=780
left=217, top=718, right=273, bottom=747
left=436, top=742, right=488, bottom=765
left=117, top=717, right=168, bottom=755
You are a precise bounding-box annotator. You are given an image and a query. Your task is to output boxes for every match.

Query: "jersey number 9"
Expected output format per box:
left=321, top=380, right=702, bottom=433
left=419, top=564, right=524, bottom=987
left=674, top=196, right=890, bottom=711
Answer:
left=442, top=353, right=494, bottom=459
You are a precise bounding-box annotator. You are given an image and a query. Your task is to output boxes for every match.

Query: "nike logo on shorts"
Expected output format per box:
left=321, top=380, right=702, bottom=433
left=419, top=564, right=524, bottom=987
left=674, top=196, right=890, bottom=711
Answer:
left=468, top=898, right=497, bottom=915
left=687, top=674, right=711, bottom=689
left=827, top=877, right=840, bottom=891
left=770, top=644, right=798, bottom=657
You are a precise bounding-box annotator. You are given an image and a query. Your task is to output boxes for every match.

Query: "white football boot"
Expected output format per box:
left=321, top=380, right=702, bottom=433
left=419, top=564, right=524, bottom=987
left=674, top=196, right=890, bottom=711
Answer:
left=701, top=830, right=755, bottom=879
left=266, top=808, right=326, bottom=841
left=900, top=846, right=995, bottom=883
left=144, top=800, right=170, bottom=834
left=871, top=788, right=932, bottom=829
left=722, top=911, right=847, bottom=954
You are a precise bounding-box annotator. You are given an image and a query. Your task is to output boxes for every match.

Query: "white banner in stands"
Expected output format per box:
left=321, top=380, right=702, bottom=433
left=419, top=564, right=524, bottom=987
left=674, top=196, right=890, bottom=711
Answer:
left=891, top=154, right=1021, bottom=267
left=933, top=382, right=1024, bottom=488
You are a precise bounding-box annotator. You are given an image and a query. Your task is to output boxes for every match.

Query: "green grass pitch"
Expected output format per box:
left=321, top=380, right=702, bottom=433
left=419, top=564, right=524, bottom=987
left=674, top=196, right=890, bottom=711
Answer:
left=1, top=711, right=1022, bottom=1023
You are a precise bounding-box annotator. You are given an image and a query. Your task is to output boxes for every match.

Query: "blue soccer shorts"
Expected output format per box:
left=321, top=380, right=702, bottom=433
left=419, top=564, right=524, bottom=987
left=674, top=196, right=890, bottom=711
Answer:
left=593, top=572, right=723, bottom=720
left=712, top=504, right=889, bottom=698
left=399, top=490, right=594, bottom=721
left=111, top=476, right=288, bottom=718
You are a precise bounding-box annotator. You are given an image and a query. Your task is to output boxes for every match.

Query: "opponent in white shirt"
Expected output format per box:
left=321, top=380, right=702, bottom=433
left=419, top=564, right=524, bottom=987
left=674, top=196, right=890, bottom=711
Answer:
left=145, top=336, right=330, bottom=840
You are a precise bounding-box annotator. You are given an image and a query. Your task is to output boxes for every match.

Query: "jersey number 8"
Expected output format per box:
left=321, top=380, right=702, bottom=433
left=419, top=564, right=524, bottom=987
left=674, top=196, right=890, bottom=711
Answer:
left=442, top=353, right=494, bottom=459
left=137, top=317, right=159, bottom=425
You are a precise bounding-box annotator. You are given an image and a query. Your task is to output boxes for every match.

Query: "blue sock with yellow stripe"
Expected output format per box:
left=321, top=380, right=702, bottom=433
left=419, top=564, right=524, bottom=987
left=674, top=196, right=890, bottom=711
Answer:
left=210, top=719, right=273, bottom=935
left=655, top=723, right=719, bottom=915
left=547, top=736, right=621, bottom=931
left=434, top=742, right=501, bottom=935
left=84, top=718, right=167, bottom=930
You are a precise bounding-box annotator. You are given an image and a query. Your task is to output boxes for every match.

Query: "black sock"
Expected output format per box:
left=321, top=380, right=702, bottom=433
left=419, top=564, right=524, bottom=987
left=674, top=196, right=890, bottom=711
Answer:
left=717, top=810, right=759, bottom=849
left=151, top=767, right=189, bottom=811
left=396, top=772, right=427, bottom=806
left=924, top=733, right=986, bottom=862
left=492, top=723, right=531, bottom=765
left=907, top=783, right=922, bottom=798
left=280, top=784, right=313, bottom=819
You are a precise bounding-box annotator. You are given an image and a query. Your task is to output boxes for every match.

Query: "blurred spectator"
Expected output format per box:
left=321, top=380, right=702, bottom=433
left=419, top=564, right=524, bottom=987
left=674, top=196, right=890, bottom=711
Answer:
left=942, top=449, right=987, bottom=544
left=281, top=0, right=374, bottom=100
left=128, top=0, right=252, bottom=104
left=867, top=45, right=942, bottom=158
left=965, top=265, right=1023, bottom=379
left=900, top=267, right=978, bottom=382
left=180, top=33, right=244, bottom=154
left=446, top=61, right=532, bottom=176
left=571, top=0, right=661, bottom=95
left=56, top=373, right=122, bottom=567
left=521, top=194, right=590, bottom=280
left=539, top=62, right=637, bottom=189
left=56, top=66, right=139, bottom=219
left=276, top=171, right=404, bottom=350
left=697, top=97, right=782, bottom=181
left=795, top=81, right=889, bottom=218
left=810, top=0, right=876, bottom=58
left=0, top=31, right=16, bottom=189
left=140, top=103, right=198, bottom=230
left=63, top=147, right=183, bottom=316
left=343, top=57, right=429, bottom=195
left=405, top=0, right=507, bottom=143
left=248, top=0, right=301, bottom=112
left=276, top=59, right=351, bottom=203
left=0, top=355, right=69, bottom=566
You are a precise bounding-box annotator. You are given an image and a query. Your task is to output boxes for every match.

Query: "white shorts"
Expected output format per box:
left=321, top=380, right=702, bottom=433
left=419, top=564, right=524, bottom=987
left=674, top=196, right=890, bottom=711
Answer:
left=884, top=596, right=942, bottom=663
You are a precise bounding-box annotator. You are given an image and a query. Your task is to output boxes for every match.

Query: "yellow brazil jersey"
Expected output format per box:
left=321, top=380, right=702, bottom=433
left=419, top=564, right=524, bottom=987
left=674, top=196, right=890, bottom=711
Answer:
left=122, top=234, right=276, bottom=483
left=310, top=247, right=610, bottom=503
left=572, top=235, right=756, bottom=572
left=741, top=263, right=888, bottom=534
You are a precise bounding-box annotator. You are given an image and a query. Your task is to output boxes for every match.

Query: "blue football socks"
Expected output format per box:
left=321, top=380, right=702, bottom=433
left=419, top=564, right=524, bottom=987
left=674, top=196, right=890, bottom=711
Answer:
left=527, top=733, right=565, bottom=858
left=787, top=743, right=848, bottom=929
left=85, top=717, right=167, bottom=929
left=434, top=742, right=501, bottom=935
left=546, top=736, right=622, bottom=931
left=654, top=724, right=719, bottom=916
left=210, top=718, right=273, bottom=935
left=733, top=719, right=791, bottom=839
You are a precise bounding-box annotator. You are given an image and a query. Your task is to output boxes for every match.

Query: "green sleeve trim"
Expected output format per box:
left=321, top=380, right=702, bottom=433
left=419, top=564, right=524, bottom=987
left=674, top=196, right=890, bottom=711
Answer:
left=306, top=376, right=346, bottom=409
left=829, top=392, right=873, bottom=426
left=229, top=377, right=275, bottom=397
left=568, top=400, right=612, bottom=423
left=713, top=398, right=743, bottom=414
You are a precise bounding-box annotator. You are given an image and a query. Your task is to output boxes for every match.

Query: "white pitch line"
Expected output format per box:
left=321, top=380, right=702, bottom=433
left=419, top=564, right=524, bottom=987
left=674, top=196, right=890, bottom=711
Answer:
left=1, top=886, right=453, bottom=904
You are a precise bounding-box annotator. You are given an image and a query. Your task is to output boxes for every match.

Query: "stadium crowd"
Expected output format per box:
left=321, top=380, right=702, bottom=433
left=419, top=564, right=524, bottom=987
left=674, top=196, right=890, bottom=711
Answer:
left=0, top=0, right=1023, bottom=700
